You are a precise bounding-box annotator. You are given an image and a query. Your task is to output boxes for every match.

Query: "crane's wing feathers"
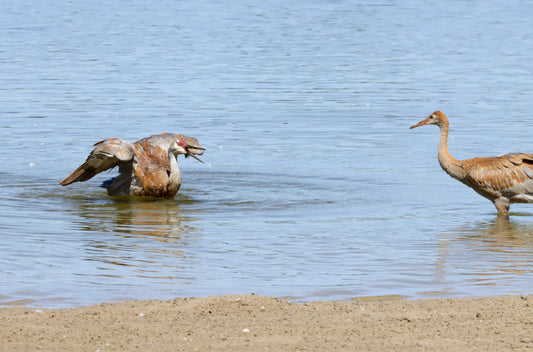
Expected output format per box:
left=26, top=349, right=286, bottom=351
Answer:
left=465, top=153, right=533, bottom=194
left=60, top=138, right=135, bottom=186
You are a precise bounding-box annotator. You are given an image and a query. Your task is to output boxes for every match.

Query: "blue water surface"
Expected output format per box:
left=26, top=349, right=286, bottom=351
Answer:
left=1, top=0, right=533, bottom=307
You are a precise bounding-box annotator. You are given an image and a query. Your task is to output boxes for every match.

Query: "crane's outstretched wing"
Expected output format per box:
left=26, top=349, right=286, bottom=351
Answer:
left=136, top=133, right=204, bottom=156
left=60, top=138, right=135, bottom=186
left=465, top=153, right=533, bottom=198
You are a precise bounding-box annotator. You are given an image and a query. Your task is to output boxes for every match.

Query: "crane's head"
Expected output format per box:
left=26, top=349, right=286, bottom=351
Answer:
left=410, top=111, right=448, bottom=129
left=170, top=139, right=205, bottom=163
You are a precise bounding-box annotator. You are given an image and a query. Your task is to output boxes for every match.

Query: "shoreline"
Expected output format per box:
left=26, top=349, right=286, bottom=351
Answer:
left=1, top=294, right=531, bottom=351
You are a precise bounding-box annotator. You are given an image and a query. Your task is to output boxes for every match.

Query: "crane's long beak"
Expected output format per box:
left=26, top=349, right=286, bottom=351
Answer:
left=409, top=117, right=429, bottom=129
left=185, top=145, right=205, bottom=163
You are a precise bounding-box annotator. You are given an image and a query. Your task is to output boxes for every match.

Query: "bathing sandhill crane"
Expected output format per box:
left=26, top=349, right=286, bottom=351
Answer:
left=410, top=111, right=533, bottom=216
left=60, top=133, right=204, bottom=198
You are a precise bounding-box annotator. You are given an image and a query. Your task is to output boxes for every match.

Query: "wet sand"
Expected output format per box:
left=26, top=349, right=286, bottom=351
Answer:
left=1, top=294, right=531, bottom=351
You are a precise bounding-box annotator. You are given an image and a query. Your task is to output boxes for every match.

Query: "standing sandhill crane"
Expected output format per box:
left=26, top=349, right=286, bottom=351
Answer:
left=410, top=111, right=533, bottom=216
left=60, top=133, right=204, bottom=198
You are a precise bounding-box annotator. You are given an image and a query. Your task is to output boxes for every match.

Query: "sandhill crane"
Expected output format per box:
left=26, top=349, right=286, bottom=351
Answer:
left=410, top=111, right=533, bottom=216
left=60, top=133, right=204, bottom=198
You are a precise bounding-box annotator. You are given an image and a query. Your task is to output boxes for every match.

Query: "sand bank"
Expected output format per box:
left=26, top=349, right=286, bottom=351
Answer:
left=1, top=294, right=531, bottom=351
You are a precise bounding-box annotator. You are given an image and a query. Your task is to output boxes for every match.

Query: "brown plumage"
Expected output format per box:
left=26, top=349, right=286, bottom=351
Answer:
left=60, top=133, right=204, bottom=198
left=410, top=111, right=533, bottom=216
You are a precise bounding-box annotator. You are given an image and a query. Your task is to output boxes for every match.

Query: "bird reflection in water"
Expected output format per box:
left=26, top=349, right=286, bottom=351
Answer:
left=447, top=215, right=533, bottom=251
left=435, top=216, right=533, bottom=290
left=70, top=196, right=198, bottom=240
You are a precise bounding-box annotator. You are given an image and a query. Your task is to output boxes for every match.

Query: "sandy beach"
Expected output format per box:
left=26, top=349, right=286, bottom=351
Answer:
left=1, top=294, right=531, bottom=351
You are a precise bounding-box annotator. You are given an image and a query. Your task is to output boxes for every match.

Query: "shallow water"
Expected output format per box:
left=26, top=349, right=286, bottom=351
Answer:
left=1, top=1, right=533, bottom=308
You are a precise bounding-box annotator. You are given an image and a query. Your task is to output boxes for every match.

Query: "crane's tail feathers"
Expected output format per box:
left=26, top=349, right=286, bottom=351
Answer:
left=100, top=178, right=115, bottom=189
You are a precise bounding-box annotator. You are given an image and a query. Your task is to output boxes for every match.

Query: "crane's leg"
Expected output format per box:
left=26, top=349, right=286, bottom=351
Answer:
left=493, top=198, right=510, bottom=217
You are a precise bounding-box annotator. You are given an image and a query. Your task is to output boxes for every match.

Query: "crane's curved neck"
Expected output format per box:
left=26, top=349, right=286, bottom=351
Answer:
left=437, top=121, right=465, bottom=180
left=168, top=152, right=182, bottom=185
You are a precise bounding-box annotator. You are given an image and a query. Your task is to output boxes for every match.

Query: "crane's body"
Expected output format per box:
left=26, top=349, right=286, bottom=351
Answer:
left=60, top=133, right=204, bottom=198
left=411, top=111, right=533, bottom=216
